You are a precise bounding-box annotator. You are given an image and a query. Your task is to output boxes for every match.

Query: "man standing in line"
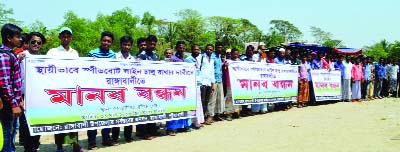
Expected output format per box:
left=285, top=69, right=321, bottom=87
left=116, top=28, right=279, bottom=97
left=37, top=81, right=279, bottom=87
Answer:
left=201, top=44, right=216, bottom=125
left=111, top=36, right=135, bottom=143
left=0, top=23, right=23, bottom=152
left=135, top=35, right=159, bottom=140
left=184, top=44, right=205, bottom=128
left=46, top=27, right=86, bottom=152
left=208, top=42, right=225, bottom=122
left=19, top=31, right=47, bottom=152
left=166, top=41, right=192, bottom=136
left=86, top=31, right=116, bottom=150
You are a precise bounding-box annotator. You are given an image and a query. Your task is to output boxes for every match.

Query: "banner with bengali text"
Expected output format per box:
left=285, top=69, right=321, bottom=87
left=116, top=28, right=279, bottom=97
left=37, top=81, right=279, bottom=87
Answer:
left=311, top=70, right=342, bottom=101
left=228, top=62, right=298, bottom=105
left=24, top=56, right=197, bottom=135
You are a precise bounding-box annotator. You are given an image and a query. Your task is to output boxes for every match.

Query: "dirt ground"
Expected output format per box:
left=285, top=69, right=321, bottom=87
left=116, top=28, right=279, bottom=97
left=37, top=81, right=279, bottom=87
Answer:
left=16, top=98, right=400, bottom=152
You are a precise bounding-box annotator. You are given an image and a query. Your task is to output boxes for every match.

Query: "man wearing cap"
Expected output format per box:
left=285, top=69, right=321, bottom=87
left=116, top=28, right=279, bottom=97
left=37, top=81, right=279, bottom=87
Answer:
left=47, top=27, right=79, bottom=58
left=274, top=48, right=286, bottom=64
left=46, top=27, right=86, bottom=152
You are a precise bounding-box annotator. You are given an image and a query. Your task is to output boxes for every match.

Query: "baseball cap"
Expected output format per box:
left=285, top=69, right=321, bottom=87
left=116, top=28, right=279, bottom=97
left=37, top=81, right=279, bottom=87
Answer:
left=59, top=27, right=72, bottom=35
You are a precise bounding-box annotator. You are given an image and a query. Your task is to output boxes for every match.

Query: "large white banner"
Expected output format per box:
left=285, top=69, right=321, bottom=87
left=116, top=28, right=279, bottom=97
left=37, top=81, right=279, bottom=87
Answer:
left=228, top=61, right=299, bottom=105
left=24, top=56, right=197, bottom=135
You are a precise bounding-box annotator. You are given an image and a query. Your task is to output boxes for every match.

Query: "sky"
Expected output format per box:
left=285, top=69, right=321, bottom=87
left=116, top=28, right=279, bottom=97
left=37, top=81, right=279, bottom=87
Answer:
left=3, top=0, right=400, bottom=48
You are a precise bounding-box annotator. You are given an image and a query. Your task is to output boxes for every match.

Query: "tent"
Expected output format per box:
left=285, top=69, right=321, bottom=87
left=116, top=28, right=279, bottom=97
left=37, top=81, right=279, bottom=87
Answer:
left=333, top=48, right=362, bottom=55
left=283, top=42, right=362, bottom=55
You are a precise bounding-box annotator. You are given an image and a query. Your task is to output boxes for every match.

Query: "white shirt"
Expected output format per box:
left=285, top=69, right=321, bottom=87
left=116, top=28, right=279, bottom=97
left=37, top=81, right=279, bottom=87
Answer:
left=116, top=51, right=134, bottom=60
left=343, top=61, right=353, bottom=79
left=20, top=50, right=36, bottom=94
left=47, top=45, right=79, bottom=58
left=199, top=53, right=215, bottom=86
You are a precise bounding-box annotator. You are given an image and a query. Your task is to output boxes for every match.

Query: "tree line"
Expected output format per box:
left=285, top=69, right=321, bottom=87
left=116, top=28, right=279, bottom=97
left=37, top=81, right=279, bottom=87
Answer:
left=0, top=3, right=399, bottom=60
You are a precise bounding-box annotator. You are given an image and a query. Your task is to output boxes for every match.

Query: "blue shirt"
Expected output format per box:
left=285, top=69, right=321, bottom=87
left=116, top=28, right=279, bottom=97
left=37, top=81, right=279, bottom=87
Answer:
left=274, top=57, right=285, bottom=64
left=375, top=63, right=385, bottom=79
left=363, top=63, right=371, bottom=81
left=334, top=61, right=345, bottom=77
left=212, top=52, right=223, bottom=83
left=382, top=65, right=388, bottom=78
left=312, top=59, right=322, bottom=70
left=137, top=50, right=159, bottom=61
left=239, top=54, right=254, bottom=61
left=88, top=47, right=116, bottom=59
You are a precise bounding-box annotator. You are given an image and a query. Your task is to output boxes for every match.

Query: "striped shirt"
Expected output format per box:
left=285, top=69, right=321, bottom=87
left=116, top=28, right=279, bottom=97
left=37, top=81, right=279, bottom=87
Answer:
left=0, top=45, right=23, bottom=108
left=88, top=47, right=116, bottom=59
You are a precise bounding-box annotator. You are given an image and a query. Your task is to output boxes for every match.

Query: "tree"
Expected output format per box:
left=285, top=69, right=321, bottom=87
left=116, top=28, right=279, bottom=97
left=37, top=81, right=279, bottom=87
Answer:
left=155, top=19, right=177, bottom=49
left=141, top=11, right=155, bottom=35
left=174, top=9, right=206, bottom=49
left=262, top=31, right=285, bottom=48
left=208, top=16, right=240, bottom=48
left=388, top=41, right=400, bottom=60
left=0, top=3, right=19, bottom=25
left=310, top=26, right=332, bottom=44
left=310, top=26, right=345, bottom=48
left=269, top=20, right=302, bottom=43
left=364, top=39, right=390, bottom=59
left=61, top=11, right=99, bottom=56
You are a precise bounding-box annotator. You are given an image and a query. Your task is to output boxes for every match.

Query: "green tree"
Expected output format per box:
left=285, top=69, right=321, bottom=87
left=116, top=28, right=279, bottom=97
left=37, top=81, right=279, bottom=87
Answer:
left=61, top=11, right=99, bottom=56
left=92, top=8, right=143, bottom=54
left=388, top=41, right=400, bottom=60
left=155, top=19, right=177, bottom=49
left=0, top=3, right=19, bottom=25
left=262, top=31, right=285, bottom=48
left=269, top=20, right=302, bottom=43
left=310, top=26, right=345, bottom=48
left=141, top=11, right=155, bottom=35
left=364, top=39, right=391, bottom=59
left=175, top=9, right=206, bottom=49
left=208, top=16, right=239, bottom=47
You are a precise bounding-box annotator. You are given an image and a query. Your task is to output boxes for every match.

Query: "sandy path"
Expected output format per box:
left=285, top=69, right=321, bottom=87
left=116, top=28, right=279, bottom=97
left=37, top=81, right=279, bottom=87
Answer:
left=16, top=98, right=400, bottom=152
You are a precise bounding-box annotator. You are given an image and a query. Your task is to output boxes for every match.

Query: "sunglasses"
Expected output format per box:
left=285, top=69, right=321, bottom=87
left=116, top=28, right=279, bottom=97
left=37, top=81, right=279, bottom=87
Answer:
left=30, top=40, right=42, bottom=45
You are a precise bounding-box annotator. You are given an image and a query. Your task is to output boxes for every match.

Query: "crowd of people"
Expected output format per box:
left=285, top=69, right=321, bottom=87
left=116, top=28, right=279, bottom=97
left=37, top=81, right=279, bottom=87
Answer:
left=0, top=23, right=399, bottom=152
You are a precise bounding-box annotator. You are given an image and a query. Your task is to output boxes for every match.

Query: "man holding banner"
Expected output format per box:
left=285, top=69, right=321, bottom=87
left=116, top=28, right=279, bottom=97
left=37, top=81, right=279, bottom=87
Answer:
left=111, top=36, right=135, bottom=143
left=46, top=27, right=86, bottom=152
left=86, top=31, right=117, bottom=150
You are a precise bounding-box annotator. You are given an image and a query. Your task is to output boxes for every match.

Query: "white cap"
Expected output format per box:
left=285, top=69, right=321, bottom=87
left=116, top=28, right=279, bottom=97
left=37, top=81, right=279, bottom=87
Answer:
left=279, top=48, right=285, bottom=52
left=226, top=49, right=231, bottom=53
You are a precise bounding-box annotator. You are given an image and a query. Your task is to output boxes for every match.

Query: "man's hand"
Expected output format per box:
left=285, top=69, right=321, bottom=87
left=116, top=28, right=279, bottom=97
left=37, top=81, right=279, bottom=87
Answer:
left=17, top=52, right=26, bottom=61
left=12, top=106, right=22, bottom=117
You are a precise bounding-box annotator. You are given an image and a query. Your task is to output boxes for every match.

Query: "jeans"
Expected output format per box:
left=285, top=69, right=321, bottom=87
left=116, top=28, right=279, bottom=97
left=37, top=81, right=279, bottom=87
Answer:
left=0, top=109, right=16, bottom=152
left=251, top=104, right=267, bottom=113
left=374, top=78, right=383, bottom=97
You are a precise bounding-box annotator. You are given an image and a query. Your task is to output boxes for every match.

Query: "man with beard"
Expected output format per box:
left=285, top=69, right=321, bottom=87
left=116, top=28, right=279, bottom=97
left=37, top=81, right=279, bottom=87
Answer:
left=184, top=44, right=204, bottom=128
